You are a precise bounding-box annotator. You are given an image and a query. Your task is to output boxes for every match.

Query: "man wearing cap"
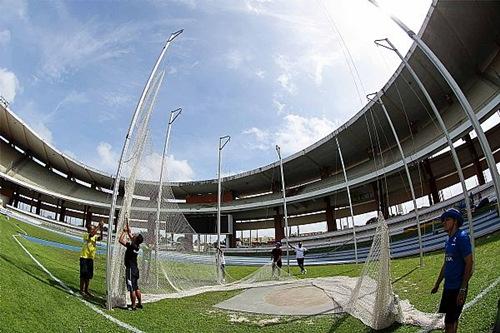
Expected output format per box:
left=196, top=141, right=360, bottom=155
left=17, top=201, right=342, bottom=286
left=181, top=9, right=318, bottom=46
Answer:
left=431, top=208, right=473, bottom=333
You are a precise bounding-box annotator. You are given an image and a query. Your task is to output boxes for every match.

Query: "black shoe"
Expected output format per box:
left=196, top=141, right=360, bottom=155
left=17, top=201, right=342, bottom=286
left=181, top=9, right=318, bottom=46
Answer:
left=137, top=304, right=143, bottom=309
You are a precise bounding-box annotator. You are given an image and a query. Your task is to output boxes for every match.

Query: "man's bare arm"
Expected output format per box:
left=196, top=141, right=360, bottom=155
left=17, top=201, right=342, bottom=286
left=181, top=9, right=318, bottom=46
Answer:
left=431, top=258, right=446, bottom=294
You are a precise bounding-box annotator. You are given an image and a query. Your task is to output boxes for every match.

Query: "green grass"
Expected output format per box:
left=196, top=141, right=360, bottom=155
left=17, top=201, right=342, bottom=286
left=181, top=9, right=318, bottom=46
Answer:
left=1, top=213, right=499, bottom=333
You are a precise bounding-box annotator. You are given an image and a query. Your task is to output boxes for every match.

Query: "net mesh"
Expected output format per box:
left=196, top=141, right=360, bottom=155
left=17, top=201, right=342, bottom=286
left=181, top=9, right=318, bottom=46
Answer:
left=345, top=212, right=401, bottom=329
left=107, top=62, right=293, bottom=308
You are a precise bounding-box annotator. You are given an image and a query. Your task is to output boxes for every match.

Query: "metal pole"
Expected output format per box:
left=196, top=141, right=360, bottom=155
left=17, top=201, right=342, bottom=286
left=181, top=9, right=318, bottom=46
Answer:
left=368, top=92, right=424, bottom=267
left=375, top=38, right=475, bottom=252
left=276, top=145, right=290, bottom=273
left=217, top=135, right=230, bottom=249
left=105, top=29, right=183, bottom=310
left=335, top=137, right=358, bottom=264
left=369, top=0, right=500, bottom=214
left=154, top=108, right=182, bottom=288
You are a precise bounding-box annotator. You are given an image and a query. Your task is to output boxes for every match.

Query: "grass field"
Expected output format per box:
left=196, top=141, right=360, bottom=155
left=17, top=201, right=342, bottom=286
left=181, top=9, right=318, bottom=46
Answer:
left=1, top=213, right=499, bottom=332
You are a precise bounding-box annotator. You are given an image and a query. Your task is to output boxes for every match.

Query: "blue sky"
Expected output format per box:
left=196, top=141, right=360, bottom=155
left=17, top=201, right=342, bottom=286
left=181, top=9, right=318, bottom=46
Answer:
left=0, top=0, right=432, bottom=182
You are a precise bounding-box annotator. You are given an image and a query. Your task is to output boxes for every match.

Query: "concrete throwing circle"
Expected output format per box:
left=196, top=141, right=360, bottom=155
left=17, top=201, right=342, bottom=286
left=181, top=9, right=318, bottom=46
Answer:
left=214, top=282, right=343, bottom=316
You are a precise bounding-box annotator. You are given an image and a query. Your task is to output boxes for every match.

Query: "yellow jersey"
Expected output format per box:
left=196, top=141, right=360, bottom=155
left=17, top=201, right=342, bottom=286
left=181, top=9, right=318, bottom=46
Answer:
left=81, top=232, right=99, bottom=259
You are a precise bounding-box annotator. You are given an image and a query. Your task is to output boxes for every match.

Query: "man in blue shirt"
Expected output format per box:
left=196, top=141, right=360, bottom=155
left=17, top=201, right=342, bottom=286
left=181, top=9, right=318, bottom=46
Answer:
left=431, top=208, right=473, bottom=333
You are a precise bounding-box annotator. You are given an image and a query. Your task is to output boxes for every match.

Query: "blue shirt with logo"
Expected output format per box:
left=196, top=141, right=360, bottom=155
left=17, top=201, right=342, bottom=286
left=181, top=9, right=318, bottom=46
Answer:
left=444, top=229, right=472, bottom=289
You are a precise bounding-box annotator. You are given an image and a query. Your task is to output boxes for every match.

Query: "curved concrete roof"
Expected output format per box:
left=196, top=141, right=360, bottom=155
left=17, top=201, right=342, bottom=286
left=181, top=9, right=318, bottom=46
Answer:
left=1, top=0, right=500, bottom=228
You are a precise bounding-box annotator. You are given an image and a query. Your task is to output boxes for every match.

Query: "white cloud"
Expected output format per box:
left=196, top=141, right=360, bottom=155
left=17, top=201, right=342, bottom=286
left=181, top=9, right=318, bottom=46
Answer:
left=243, top=114, right=338, bottom=154
left=0, top=30, right=11, bottom=45
left=0, top=68, right=20, bottom=103
left=137, top=152, right=195, bottom=182
left=255, top=69, right=265, bottom=78
left=101, top=92, right=132, bottom=108
left=272, top=97, right=285, bottom=115
left=225, top=49, right=253, bottom=70
left=37, top=21, right=135, bottom=80
left=95, top=142, right=119, bottom=172
left=276, top=114, right=338, bottom=155
left=242, top=127, right=271, bottom=150
left=54, top=91, right=88, bottom=113
left=91, top=143, right=194, bottom=182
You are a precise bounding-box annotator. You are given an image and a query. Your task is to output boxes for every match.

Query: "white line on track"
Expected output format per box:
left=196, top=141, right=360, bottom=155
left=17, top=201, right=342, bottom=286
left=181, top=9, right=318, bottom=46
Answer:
left=418, top=276, right=500, bottom=333
left=12, top=235, right=144, bottom=333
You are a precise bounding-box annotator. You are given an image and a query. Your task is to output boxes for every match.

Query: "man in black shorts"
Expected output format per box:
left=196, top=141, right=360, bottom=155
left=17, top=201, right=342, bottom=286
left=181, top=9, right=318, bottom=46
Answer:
left=119, top=222, right=144, bottom=310
left=271, top=242, right=283, bottom=278
left=79, top=220, right=103, bottom=297
left=431, top=208, right=473, bottom=333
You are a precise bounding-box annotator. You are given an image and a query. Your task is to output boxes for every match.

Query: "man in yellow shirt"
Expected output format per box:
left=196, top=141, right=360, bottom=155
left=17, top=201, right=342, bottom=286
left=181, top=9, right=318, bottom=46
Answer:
left=80, top=220, right=104, bottom=297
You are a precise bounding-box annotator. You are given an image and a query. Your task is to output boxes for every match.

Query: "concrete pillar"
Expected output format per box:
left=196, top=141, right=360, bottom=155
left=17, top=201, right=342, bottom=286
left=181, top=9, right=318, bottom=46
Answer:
left=227, top=218, right=237, bottom=248
left=58, top=199, right=66, bottom=222
left=464, top=134, right=486, bottom=185
left=183, top=234, right=193, bottom=251
left=36, top=193, right=42, bottom=215
left=372, top=181, right=389, bottom=219
left=273, top=207, right=285, bottom=242
left=422, top=158, right=440, bottom=204
left=324, top=197, right=337, bottom=232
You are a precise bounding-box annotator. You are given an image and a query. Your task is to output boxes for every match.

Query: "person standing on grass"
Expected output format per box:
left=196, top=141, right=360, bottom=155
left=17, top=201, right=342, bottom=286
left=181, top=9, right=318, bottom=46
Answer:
left=290, top=241, right=307, bottom=274
left=119, top=221, right=144, bottom=310
left=216, top=247, right=226, bottom=283
left=431, top=208, right=473, bottom=333
left=271, top=242, right=283, bottom=278
left=79, top=220, right=104, bottom=297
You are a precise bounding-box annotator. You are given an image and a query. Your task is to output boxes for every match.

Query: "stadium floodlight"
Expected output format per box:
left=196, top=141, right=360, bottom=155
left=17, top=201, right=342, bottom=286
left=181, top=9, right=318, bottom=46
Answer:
left=374, top=38, right=475, bottom=253
left=335, top=137, right=358, bottom=264
left=275, top=145, right=290, bottom=273
left=368, top=0, right=500, bottom=214
left=217, top=135, right=230, bottom=251
left=367, top=92, right=424, bottom=268
left=105, top=29, right=183, bottom=310
left=154, top=107, right=182, bottom=288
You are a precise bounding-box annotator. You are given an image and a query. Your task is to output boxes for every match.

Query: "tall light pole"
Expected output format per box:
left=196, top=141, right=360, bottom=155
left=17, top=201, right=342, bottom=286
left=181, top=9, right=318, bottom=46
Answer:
left=154, top=108, right=182, bottom=288
left=276, top=145, right=290, bottom=272
left=335, top=137, right=358, bottom=263
left=374, top=37, right=475, bottom=252
left=217, top=135, right=230, bottom=250
left=367, top=92, right=424, bottom=267
left=368, top=0, right=500, bottom=214
left=105, top=29, right=183, bottom=310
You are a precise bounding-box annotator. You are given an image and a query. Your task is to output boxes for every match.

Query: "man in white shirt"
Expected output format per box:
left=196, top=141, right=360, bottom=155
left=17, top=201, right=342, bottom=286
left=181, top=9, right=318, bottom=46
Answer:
left=291, top=242, right=307, bottom=274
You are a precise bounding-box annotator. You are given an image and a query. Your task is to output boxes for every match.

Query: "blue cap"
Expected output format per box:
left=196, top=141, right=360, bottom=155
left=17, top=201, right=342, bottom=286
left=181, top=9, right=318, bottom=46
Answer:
left=440, top=208, right=464, bottom=227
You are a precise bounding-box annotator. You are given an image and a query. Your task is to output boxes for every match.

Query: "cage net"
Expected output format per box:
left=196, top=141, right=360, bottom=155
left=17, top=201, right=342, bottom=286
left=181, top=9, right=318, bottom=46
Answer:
left=344, top=212, right=401, bottom=329
left=107, top=64, right=294, bottom=308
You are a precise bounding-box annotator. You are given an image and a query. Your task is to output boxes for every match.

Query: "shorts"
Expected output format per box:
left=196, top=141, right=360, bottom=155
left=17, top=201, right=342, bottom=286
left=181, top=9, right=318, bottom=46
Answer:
left=273, top=260, right=282, bottom=268
left=125, top=266, right=140, bottom=292
left=297, top=258, right=305, bottom=267
left=80, top=258, right=94, bottom=280
left=439, top=288, right=467, bottom=324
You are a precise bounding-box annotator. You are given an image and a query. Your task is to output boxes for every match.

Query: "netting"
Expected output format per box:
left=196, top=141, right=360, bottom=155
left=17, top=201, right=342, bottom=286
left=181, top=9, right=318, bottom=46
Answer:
left=107, top=61, right=294, bottom=309
left=212, top=214, right=442, bottom=330
left=345, top=212, right=401, bottom=329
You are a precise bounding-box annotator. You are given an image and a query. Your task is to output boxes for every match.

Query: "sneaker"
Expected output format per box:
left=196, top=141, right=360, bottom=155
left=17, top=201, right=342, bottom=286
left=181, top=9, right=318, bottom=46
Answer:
left=137, top=304, right=143, bottom=309
left=127, top=306, right=137, bottom=311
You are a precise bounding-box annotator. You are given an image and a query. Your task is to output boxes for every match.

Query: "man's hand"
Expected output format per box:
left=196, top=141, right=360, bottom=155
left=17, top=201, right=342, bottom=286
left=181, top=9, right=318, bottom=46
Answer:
left=457, top=289, right=466, bottom=305
left=431, top=284, right=439, bottom=294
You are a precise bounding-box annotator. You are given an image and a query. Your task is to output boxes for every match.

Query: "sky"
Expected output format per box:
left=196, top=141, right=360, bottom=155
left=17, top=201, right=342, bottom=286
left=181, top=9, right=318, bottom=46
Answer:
left=0, top=0, right=433, bottom=183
